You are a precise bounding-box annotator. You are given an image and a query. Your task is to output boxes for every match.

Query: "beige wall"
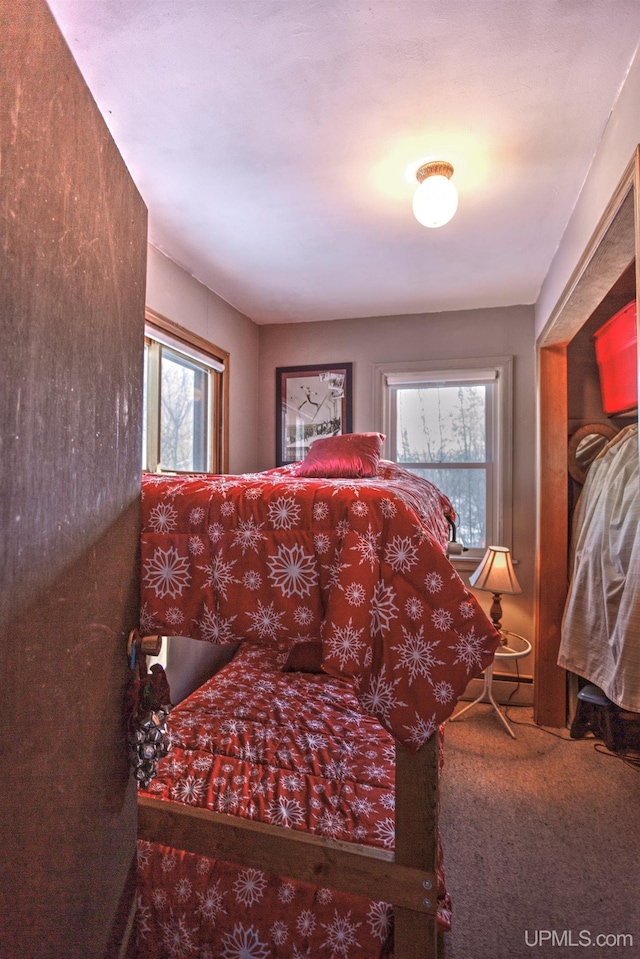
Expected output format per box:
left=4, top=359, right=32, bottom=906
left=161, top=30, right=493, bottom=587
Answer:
left=259, top=305, right=536, bottom=663
left=146, top=244, right=260, bottom=474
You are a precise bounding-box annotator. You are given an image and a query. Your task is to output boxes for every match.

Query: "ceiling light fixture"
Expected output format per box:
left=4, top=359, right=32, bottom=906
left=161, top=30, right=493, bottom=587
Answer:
left=412, top=160, right=458, bottom=228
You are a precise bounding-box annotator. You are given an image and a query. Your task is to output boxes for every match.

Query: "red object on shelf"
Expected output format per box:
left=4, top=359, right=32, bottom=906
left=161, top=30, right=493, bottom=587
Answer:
left=592, top=300, right=638, bottom=415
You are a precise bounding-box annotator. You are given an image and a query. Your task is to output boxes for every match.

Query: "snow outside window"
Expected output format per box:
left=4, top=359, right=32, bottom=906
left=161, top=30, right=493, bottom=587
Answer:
left=375, top=357, right=513, bottom=565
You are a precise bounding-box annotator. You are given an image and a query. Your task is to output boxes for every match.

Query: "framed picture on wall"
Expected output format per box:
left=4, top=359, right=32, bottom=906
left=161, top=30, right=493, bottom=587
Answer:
left=276, top=363, right=353, bottom=466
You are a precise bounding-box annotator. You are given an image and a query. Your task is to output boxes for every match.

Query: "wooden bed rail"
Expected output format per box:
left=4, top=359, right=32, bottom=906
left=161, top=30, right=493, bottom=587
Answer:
left=137, top=734, right=440, bottom=958
left=395, top=732, right=440, bottom=958
left=138, top=795, right=436, bottom=914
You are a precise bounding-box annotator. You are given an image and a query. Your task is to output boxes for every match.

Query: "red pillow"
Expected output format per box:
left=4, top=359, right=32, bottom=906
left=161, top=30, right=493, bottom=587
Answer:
left=295, top=432, right=385, bottom=478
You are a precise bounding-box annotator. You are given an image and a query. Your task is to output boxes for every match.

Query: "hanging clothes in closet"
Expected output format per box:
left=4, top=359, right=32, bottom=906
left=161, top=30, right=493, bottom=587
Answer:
left=559, top=424, right=640, bottom=712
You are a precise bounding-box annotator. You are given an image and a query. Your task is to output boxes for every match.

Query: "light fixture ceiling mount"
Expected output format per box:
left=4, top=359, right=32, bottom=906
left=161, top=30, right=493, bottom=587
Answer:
left=415, top=160, right=454, bottom=183
left=412, top=159, right=458, bottom=229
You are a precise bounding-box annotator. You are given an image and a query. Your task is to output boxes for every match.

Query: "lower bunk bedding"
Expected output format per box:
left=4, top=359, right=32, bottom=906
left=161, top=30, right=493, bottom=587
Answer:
left=134, top=641, right=450, bottom=959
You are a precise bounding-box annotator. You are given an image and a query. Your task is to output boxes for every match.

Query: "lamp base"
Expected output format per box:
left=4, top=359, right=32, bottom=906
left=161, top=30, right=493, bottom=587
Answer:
left=450, top=662, right=516, bottom=738
left=489, top=592, right=505, bottom=637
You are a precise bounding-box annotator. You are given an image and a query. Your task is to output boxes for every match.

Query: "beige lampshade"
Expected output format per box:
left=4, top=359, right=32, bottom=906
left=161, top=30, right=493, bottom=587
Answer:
left=469, top=545, right=522, bottom=595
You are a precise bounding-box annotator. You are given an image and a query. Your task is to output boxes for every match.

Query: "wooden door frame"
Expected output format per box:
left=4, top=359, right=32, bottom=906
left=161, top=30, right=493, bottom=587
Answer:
left=535, top=150, right=638, bottom=727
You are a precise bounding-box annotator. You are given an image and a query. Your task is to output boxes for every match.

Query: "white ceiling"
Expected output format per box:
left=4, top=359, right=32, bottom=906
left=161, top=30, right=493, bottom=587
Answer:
left=48, top=1, right=640, bottom=325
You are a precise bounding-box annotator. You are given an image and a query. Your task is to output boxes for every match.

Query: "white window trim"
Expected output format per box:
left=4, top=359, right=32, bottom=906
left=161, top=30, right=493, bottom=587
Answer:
left=373, top=356, right=513, bottom=569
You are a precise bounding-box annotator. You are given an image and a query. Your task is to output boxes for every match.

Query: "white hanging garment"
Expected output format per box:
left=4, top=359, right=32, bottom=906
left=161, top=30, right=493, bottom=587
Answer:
left=559, top=425, right=640, bottom=711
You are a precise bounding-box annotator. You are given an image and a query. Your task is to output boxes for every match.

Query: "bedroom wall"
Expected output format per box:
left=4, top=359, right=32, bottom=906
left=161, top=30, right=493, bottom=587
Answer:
left=536, top=44, right=640, bottom=338
left=258, top=305, right=536, bottom=661
left=146, top=244, right=260, bottom=474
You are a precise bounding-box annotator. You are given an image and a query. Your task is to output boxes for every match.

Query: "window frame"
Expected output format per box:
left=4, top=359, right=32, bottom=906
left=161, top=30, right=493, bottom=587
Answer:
left=374, top=356, right=513, bottom=568
left=144, top=307, right=229, bottom=475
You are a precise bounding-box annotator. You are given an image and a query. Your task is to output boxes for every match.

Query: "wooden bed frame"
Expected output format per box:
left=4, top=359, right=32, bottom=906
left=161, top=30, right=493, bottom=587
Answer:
left=136, top=634, right=440, bottom=959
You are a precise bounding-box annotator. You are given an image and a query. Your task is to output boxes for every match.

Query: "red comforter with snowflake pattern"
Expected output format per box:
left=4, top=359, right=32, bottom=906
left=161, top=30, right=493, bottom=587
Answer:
left=136, top=642, right=450, bottom=958
left=140, top=462, right=500, bottom=748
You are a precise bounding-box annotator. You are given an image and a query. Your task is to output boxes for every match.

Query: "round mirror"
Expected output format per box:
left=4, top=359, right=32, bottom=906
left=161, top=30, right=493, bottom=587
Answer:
left=568, top=423, right=618, bottom=484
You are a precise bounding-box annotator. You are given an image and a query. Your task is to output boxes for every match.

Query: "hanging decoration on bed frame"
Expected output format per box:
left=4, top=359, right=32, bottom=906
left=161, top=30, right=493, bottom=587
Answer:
left=125, top=630, right=172, bottom=787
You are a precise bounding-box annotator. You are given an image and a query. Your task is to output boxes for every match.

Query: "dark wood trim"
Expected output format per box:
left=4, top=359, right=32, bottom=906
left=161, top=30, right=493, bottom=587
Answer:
left=394, top=736, right=439, bottom=959
left=145, top=306, right=229, bottom=366
left=221, top=352, right=230, bottom=474
left=103, top=853, right=137, bottom=959
left=535, top=344, right=569, bottom=726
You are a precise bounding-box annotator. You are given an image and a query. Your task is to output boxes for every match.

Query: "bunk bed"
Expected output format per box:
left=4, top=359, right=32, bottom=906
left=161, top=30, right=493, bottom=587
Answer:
left=134, top=447, right=501, bottom=959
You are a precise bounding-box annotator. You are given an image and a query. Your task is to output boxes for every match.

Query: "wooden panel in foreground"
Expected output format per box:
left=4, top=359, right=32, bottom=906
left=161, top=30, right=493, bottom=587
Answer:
left=138, top=793, right=437, bottom=916
left=394, top=735, right=440, bottom=959
left=1, top=2, right=146, bottom=956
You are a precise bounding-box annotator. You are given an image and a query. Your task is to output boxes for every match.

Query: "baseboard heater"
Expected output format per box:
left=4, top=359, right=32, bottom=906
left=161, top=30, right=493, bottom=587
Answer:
left=460, top=673, right=534, bottom=707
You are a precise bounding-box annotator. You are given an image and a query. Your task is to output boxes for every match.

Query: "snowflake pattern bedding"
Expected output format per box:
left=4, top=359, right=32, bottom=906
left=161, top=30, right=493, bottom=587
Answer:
left=135, top=643, right=451, bottom=959
left=140, top=462, right=500, bottom=749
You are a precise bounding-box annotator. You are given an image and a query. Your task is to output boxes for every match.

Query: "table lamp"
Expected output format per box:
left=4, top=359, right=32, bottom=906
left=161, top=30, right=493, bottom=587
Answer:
left=456, top=544, right=529, bottom=736
left=469, top=545, right=521, bottom=642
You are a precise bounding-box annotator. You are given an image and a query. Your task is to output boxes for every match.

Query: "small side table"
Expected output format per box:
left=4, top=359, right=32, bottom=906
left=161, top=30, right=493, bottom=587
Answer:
left=450, top=630, right=532, bottom=738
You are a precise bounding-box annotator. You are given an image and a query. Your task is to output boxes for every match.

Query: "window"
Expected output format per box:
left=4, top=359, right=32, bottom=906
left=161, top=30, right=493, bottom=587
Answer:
left=376, top=357, right=512, bottom=562
left=143, top=309, right=228, bottom=474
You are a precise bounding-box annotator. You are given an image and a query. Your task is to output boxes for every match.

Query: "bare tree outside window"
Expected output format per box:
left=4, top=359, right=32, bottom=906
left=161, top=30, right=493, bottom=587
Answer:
left=160, top=349, right=208, bottom=472
left=395, top=385, right=488, bottom=549
left=143, top=313, right=228, bottom=475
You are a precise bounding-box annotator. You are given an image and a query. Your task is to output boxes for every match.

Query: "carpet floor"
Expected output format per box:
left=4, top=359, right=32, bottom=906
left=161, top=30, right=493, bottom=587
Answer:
left=438, top=704, right=640, bottom=959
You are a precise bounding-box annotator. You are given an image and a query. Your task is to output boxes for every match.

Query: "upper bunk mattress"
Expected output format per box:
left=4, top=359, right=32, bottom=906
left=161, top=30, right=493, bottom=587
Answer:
left=140, top=462, right=500, bottom=747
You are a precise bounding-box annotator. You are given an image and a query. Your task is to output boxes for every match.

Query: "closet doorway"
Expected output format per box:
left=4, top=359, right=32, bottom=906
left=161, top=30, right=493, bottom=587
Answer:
left=536, top=149, right=639, bottom=727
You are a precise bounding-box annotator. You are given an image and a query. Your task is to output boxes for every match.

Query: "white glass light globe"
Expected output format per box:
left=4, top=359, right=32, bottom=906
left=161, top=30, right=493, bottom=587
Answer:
left=412, top=174, right=458, bottom=228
